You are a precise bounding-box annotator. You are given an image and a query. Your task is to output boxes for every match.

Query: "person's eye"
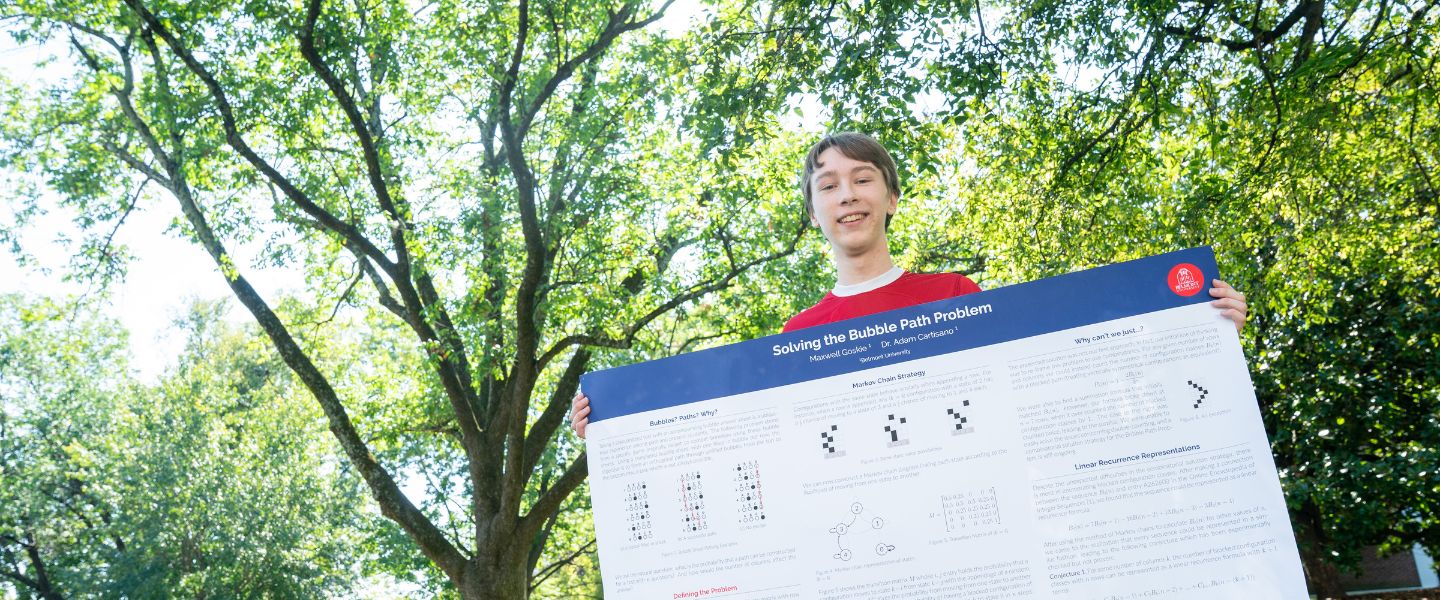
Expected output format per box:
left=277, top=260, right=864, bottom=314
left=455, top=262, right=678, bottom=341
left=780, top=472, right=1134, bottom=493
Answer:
left=856, top=178, right=872, bottom=184
left=820, top=183, right=836, bottom=191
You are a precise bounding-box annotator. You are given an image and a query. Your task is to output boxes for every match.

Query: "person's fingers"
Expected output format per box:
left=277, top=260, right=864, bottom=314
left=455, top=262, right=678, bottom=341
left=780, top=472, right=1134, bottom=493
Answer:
left=574, top=411, right=589, bottom=438
left=571, top=394, right=592, bottom=438
left=1209, top=279, right=1246, bottom=302
left=1209, top=297, right=1247, bottom=313
left=1209, top=281, right=1247, bottom=332
left=1219, top=308, right=1245, bottom=331
left=570, top=393, right=589, bottom=422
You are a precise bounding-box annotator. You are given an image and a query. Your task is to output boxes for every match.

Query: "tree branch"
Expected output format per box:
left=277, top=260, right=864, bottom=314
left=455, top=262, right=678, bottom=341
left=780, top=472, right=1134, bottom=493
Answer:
left=536, top=218, right=806, bottom=371
left=497, top=0, right=530, bottom=125
left=298, top=0, right=413, bottom=273
left=125, top=0, right=491, bottom=532
left=529, top=538, right=596, bottom=593
left=306, top=263, right=365, bottom=328
left=1051, top=26, right=1165, bottom=190
left=0, top=535, right=45, bottom=595
left=517, top=453, right=588, bottom=544
left=108, top=0, right=467, bottom=578
left=137, top=28, right=186, bottom=161
left=67, top=29, right=173, bottom=171
left=1161, top=0, right=1319, bottom=52
left=348, top=241, right=407, bottom=319
left=675, top=330, right=734, bottom=354
left=497, top=0, right=544, bottom=528
left=84, top=177, right=142, bottom=274
left=516, top=1, right=676, bottom=139
left=0, top=566, right=52, bottom=600
left=18, top=531, right=64, bottom=600
left=522, top=348, right=590, bottom=478
left=118, top=0, right=397, bottom=277
left=98, top=141, right=170, bottom=187
left=172, top=173, right=468, bottom=579
left=1290, top=0, right=1325, bottom=70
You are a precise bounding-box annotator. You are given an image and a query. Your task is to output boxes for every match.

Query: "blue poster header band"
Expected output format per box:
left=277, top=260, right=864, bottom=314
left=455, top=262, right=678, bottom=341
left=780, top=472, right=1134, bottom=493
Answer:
left=581, top=246, right=1221, bottom=422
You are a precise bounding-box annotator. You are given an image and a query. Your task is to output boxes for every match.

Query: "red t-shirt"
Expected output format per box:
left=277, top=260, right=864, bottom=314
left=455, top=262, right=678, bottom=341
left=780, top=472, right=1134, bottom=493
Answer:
left=783, top=271, right=982, bottom=332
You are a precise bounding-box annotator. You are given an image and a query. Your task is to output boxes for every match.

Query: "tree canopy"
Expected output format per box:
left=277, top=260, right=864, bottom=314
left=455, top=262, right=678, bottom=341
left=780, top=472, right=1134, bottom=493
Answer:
left=0, top=295, right=372, bottom=597
left=1, top=0, right=1436, bottom=597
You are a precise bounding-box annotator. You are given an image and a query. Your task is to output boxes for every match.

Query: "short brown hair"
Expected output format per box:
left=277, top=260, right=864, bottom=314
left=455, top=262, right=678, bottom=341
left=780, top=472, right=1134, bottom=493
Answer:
left=799, top=132, right=902, bottom=226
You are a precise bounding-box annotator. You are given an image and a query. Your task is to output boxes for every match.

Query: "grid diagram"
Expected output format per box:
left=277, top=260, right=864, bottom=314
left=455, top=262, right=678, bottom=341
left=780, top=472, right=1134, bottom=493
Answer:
left=624, top=481, right=653, bottom=542
left=678, top=471, right=708, bottom=533
left=820, top=424, right=845, bottom=458
left=883, top=414, right=910, bottom=447
left=733, top=460, right=766, bottom=524
left=947, top=399, right=975, bottom=435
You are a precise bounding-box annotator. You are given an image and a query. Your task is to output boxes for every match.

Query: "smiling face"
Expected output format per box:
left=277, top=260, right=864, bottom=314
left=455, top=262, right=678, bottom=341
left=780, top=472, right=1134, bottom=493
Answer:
left=807, top=147, right=900, bottom=260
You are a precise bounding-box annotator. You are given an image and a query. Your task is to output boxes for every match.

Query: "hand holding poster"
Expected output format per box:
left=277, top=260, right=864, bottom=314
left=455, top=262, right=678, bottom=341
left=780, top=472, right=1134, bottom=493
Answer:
left=580, top=247, right=1307, bottom=599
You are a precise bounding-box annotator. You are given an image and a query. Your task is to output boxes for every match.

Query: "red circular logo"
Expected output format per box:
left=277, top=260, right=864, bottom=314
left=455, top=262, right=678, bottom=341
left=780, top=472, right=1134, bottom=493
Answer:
left=1168, top=263, right=1205, bottom=297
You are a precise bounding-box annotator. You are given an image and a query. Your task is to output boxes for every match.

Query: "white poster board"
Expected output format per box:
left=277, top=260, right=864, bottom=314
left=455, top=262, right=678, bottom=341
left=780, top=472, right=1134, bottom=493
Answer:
left=581, top=248, right=1307, bottom=599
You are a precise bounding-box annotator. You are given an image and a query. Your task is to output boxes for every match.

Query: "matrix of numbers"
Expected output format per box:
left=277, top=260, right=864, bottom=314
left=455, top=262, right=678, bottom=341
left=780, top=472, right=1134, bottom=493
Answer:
left=941, top=487, right=1000, bottom=532
left=678, top=471, right=707, bottom=533
left=733, top=460, right=766, bottom=524
left=625, top=482, right=653, bottom=542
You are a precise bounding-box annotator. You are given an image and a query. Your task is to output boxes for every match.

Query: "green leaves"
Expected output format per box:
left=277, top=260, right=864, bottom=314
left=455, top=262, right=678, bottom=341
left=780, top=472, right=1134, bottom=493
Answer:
left=0, top=295, right=371, bottom=597
left=2, top=0, right=1437, bottom=596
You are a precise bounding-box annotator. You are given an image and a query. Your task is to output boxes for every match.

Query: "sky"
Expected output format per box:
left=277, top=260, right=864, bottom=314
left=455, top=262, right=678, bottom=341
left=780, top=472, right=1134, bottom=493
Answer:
left=0, top=2, right=712, bottom=382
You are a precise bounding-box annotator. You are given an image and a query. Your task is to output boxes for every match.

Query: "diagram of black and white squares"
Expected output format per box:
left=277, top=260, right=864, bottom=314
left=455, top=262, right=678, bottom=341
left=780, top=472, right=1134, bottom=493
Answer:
left=883, top=414, right=910, bottom=447
left=624, top=481, right=653, bottom=542
left=947, top=400, right=974, bottom=435
left=820, top=424, right=845, bottom=458
left=1188, top=380, right=1209, bottom=408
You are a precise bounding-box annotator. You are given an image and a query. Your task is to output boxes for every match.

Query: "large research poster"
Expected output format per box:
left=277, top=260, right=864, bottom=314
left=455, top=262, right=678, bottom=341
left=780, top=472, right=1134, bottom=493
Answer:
left=580, top=247, right=1308, bottom=600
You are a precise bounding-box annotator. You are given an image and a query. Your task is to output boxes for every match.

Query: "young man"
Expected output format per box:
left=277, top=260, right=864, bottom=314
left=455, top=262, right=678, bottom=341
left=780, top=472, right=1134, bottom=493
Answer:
left=781, top=132, right=984, bottom=332
left=570, top=132, right=1248, bottom=436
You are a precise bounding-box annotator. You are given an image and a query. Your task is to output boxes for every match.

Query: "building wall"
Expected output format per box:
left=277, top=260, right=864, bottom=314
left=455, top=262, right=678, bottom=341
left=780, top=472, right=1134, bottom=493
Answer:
left=1341, top=545, right=1426, bottom=592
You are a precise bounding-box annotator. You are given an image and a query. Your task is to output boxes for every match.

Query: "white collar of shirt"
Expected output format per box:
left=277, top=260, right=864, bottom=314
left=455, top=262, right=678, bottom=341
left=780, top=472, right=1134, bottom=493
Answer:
left=832, top=266, right=905, bottom=297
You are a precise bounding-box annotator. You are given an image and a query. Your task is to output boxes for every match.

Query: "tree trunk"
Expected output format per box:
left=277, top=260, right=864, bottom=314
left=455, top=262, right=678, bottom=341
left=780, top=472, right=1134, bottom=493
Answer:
left=457, top=551, right=530, bottom=600
left=1294, top=504, right=1349, bottom=599
left=1300, top=546, right=1348, bottom=599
